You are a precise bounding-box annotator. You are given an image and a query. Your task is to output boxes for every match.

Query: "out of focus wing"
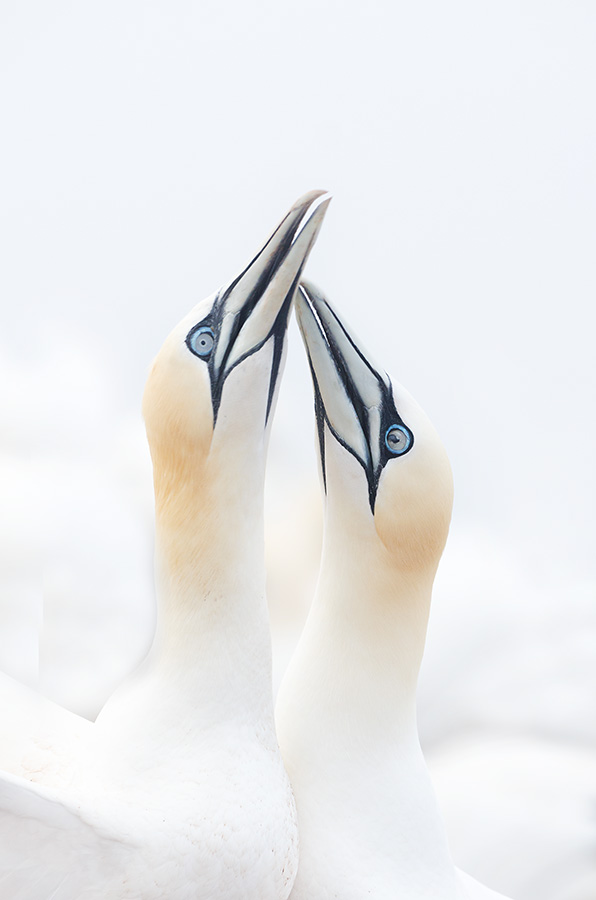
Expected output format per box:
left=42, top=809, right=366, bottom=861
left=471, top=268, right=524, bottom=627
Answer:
left=0, top=671, right=93, bottom=787
left=0, top=769, right=132, bottom=899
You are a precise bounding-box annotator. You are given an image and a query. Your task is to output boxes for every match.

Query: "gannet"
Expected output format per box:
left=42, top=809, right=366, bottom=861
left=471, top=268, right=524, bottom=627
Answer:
left=275, top=282, right=512, bottom=900
left=0, top=190, right=330, bottom=899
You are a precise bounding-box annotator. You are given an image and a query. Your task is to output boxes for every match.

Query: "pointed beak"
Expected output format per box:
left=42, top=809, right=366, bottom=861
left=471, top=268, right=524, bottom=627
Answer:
left=295, top=280, right=413, bottom=511
left=207, top=191, right=331, bottom=421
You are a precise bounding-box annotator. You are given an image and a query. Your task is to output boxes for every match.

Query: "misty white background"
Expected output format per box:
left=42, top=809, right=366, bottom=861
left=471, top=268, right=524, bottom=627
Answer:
left=1, top=2, right=594, bottom=898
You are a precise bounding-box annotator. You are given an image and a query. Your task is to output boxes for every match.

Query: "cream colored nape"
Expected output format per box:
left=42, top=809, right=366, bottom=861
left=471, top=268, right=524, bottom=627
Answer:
left=138, top=296, right=284, bottom=602
left=320, top=380, right=454, bottom=568
left=142, top=294, right=216, bottom=464
left=142, top=292, right=284, bottom=488
left=373, top=383, right=454, bottom=577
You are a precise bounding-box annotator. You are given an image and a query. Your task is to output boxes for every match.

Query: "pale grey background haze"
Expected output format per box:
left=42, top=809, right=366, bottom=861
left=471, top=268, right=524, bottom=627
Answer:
left=1, top=3, right=595, bottom=899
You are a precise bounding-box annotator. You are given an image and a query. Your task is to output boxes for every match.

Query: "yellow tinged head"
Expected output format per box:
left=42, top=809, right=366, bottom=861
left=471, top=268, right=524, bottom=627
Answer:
left=142, top=301, right=215, bottom=508
left=374, top=389, right=454, bottom=577
left=140, top=296, right=280, bottom=588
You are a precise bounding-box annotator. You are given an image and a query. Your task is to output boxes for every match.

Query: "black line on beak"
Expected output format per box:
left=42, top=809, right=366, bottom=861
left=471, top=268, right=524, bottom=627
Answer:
left=264, top=286, right=295, bottom=426
left=212, top=225, right=296, bottom=400
left=299, top=288, right=414, bottom=513
left=311, top=363, right=328, bottom=497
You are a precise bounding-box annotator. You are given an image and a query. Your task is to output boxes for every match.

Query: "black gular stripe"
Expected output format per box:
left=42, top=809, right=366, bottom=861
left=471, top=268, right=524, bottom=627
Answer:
left=265, top=285, right=296, bottom=425
left=310, top=360, right=327, bottom=496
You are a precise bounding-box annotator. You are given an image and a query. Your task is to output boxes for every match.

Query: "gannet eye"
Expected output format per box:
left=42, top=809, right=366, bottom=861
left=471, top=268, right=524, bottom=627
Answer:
left=385, top=424, right=412, bottom=455
left=187, top=326, right=215, bottom=358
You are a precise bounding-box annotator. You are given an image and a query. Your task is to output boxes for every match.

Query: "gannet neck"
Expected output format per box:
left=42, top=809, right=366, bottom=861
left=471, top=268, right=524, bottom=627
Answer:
left=276, top=548, right=461, bottom=898
left=152, top=437, right=266, bottom=604
left=277, top=532, right=433, bottom=774
left=147, top=436, right=274, bottom=712
left=321, top=530, right=433, bottom=697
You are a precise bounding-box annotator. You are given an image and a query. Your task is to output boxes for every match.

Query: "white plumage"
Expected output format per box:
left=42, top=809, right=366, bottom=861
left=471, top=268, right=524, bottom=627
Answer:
left=0, top=191, right=330, bottom=899
left=276, top=282, right=514, bottom=900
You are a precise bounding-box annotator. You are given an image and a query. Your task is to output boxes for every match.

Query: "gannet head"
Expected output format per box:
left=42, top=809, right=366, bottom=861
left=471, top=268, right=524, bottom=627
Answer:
left=296, top=280, right=453, bottom=579
left=141, top=193, right=331, bottom=515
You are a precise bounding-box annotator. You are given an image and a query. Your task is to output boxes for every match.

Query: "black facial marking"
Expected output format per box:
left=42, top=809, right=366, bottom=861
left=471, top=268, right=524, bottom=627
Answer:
left=185, top=210, right=307, bottom=424
left=265, top=288, right=296, bottom=425
left=311, top=365, right=327, bottom=496
left=308, top=301, right=413, bottom=513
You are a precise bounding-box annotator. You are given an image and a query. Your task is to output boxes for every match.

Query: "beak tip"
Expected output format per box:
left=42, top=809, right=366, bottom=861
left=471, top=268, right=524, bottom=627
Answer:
left=293, top=188, right=332, bottom=209
left=294, top=281, right=323, bottom=339
left=292, top=191, right=333, bottom=235
left=296, top=279, right=323, bottom=314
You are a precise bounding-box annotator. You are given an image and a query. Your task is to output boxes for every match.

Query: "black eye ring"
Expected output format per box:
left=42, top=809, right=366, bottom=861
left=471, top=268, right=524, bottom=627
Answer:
left=385, top=424, right=412, bottom=456
left=187, top=326, right=215, bottom=358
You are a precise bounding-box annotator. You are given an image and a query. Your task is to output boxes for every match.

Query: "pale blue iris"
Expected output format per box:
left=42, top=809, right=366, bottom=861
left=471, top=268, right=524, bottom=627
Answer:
left=189, top=327, right=215, bottom=358
left=385, top=424, right=412, bottom=455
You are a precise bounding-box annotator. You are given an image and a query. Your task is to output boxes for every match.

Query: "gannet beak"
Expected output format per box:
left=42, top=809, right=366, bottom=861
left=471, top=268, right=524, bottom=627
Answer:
left=295, top=280, right=414, bottom=512
left=196, top=191, right=331, bottom=422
